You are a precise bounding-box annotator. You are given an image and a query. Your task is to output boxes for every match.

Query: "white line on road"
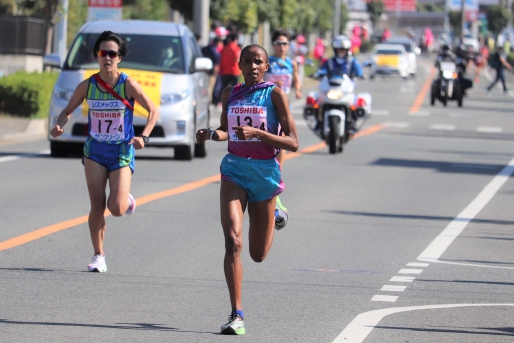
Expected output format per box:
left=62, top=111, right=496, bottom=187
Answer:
left=332, top=304, right=514, bottom=343
left=477, top=126, right=503, bottom=133
left=383, top=122, right=410, bottom=128
left=418, top=156, right=514, bottom=262
left=380, top=285, right=407, bottom=292
left=407, top=262, right=429, bottom=267
left=0, top=150, right=49, bottom=164
left=429, top=124, right=456, bottom=130
left=390, top=276, right=415, bottom=282
left=371, top=295, right=398, bottom=302
left=398, top=268, right=423, bottom=274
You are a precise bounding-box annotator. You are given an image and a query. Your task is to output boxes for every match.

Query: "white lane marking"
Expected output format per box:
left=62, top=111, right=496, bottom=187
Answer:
left=407, top=262, right=429, bottom=267
left=418, top=156, right=514, bottom=261
left=418, top=259, right=514, bottom=270
left=398, top=268, right=423, bottom=274
left=383, top=122, right=410, bottom=128
left=372, top=110, right=390, bottom=116
left=429, top=124, right=456, bottom=130
left=477, top=126, right=503, bottom=133
left=371, top=295, right=398, bottom=302
left=380, top=285, right=407, bottom=292
left=390, top=276, right=415, bottom=282
left=409, top=111, right=430, bottom=116
left=0, top=150, right=49, bottom=164
left=332, top=304, right=514, bottom=343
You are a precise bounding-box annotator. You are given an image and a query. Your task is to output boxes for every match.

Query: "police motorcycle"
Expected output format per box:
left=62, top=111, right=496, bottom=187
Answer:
left=303, top=36, right=372, bottom=154
left=430, top=45, right=466, bottom=107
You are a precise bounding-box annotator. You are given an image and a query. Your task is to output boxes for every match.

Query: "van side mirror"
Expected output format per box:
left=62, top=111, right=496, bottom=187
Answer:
left=43, top=53, right=62, bottom=69
left=195, top=57, right=213, bottom=72
left=414, top=47, right=421, bottom=56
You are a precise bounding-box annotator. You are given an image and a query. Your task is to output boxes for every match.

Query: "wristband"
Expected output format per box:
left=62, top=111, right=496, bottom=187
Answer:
left=210, top=129, right=219, bottom=141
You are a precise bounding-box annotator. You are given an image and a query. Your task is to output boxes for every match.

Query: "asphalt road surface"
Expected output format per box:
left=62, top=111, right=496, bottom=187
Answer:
left=1, top=56, right=513, bottom=343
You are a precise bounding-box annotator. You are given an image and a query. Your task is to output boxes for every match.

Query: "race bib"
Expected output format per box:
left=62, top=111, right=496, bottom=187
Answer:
left=228, top=105, right=267, bottom=142
left=265, top=73, right=292, bottom=93
left=89, top=110, right=125, bottom=141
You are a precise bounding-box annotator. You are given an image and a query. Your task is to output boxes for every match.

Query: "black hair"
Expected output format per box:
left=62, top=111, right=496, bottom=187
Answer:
left=226, top=32, right=238, bottom=42
left=272, top=30, right=290, bottom=42
left=240, top=44, right=268, bottom=62
left=93, top=31, right=130, bottom=58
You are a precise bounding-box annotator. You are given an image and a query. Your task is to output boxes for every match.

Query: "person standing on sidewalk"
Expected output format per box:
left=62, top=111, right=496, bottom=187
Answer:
left=487, top=46, right=512, bottom=94
left=196, top=44, right=299, bottom=335
left=219, top=32, right=241, bottom=96
left=49, top=31, right=158, bottom=272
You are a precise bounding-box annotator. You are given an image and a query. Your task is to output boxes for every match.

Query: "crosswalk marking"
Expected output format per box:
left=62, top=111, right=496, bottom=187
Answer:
left=477, top=126, right=503, bottom=133
left=371, top=295, right=398, bottom=302
left=429, top=124, right=456, bottom=130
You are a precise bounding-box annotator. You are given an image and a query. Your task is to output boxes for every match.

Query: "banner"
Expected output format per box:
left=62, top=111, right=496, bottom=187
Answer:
left=88, top=0, right=123, bottom=21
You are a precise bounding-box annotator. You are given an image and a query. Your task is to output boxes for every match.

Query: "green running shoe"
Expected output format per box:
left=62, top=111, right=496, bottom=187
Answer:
left=274, top=196, right=289, bottom=230
left=220, top=313, right=245, bottom=335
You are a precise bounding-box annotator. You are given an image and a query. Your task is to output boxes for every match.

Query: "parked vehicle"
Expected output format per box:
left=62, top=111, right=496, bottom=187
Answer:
left=369, top=44, right=410, bottom=79
left=303, top=71, right=371, bottom=154
left=44, top=20, right=213, bottom=160
left=430, top=61, right=463, bottom=107
left=384, top=37, right=420, bottom=76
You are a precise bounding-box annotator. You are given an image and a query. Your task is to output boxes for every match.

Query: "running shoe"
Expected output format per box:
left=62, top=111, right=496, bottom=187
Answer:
left=274, top=196, right=289, bottom=230
left=220, top=313, right=245, bottom=335
left=126, top=193, right=136, bottom=215
left=87, top=254, right=107, bottom=272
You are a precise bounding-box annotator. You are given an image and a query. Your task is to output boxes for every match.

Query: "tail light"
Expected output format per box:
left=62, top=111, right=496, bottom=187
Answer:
left=356, top=98, right=366, bottom=107
left=306, top=96, right=317, bottom=106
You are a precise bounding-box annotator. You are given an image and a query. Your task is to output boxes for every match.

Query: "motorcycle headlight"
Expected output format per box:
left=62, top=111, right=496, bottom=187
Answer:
left=53, top=85, right=74, bottom=100
left=442, top=70, right=453, bottom=79
left=161, top=90, right=190, bottom=105
left=327, top=89, right=344, bottom=100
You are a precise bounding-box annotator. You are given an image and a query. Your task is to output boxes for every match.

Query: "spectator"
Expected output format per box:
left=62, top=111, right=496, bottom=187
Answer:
left=219, top=33, right=241, bottom=99
left=202, top=37, right=222, bottom=106
left=381, top=27, right=391, bottom=43
left=290, top=34, right=308, bottom=82
left=313, top=38, right=326, bottom=64
left=486, top=46, right=512, bottom=94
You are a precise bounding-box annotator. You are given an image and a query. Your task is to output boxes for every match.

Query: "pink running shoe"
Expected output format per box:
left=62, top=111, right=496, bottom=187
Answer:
left=126, top=193, right=136, bottom=215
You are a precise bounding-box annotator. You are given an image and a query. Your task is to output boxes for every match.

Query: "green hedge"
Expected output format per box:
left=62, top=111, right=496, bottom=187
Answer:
left=0, top=71, right=59, bottom=118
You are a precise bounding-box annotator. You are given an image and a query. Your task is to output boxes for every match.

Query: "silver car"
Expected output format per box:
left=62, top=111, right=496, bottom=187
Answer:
left=383, top=37, right=420, bottom=77
left=44, top=20, right=213, bottom=160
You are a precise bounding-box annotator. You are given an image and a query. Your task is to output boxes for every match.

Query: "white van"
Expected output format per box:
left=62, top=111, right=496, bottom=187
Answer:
left=44, top=20, right=213, bottom=160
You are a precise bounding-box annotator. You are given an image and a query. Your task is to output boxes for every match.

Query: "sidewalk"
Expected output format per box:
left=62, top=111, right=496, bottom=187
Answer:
left=0, top=116, right=47, bottom=143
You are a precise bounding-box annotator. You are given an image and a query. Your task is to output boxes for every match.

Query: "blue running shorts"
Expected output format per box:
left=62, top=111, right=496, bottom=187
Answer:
left=83, top=137, right=135, bottom=173
left=220, top=154, right=284, bottom=202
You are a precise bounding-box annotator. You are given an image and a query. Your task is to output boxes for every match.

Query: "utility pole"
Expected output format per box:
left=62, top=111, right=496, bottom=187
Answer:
left=461, top=0, right=466, bottom=39
left=53, top=0, right=68, bottom=64
left=334, top=0, right=342, bottom=37
left=194, top=0, right=210, bottom=46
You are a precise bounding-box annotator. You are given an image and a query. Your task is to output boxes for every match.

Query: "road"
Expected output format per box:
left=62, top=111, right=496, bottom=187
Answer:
left=1, top=56, right=513, bottom=343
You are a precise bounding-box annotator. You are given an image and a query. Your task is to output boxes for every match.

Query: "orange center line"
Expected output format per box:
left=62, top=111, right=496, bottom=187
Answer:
left=0, top=124, right=384, bottom=251
left=409, top=66, right=436, bottom=114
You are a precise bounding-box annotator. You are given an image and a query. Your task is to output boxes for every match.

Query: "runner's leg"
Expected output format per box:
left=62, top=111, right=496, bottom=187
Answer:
left=247, top=197, right=276, bottom=262
left=107, top=166, right=132, bottom=216
left=84, top=158, right=108, bottom=255
left=220, top=180, right=248, bottom=311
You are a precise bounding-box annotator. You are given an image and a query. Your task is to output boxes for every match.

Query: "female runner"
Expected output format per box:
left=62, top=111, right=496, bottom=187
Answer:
left=50, top=31, right=158, bottom=272
left=196, top=44, right=299, bottom=335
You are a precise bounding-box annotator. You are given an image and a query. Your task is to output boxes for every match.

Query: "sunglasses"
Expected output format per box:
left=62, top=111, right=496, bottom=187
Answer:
left=273, top=41, right=289, bottom=46
left=97, top=50, right=120, bottom=58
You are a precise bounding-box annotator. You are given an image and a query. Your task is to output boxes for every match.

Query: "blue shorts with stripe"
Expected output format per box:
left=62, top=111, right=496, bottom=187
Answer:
left=82, top=137, right=135, bottom=173
left=220, top=154, right=284, bottom=202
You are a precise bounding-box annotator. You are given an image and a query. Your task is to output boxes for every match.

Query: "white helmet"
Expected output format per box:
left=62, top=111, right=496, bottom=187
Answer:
left=332, top=35, right=351, bottom=50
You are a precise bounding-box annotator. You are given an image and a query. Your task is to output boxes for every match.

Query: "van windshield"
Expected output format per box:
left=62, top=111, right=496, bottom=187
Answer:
left=64, top=33, right=185, bottom=73
left=376, top=49, right=402, bottom=55
left=387, top=41, right=412, bottom=52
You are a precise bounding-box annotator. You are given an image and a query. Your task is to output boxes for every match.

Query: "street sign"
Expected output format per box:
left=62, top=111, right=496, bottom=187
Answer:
left=88, top=0, right=123, bottom=21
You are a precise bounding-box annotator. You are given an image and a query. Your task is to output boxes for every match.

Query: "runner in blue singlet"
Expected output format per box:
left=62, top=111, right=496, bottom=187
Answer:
left=50, top=31, right=159, bottom=273
left=196, top=44, right=299, bottom=335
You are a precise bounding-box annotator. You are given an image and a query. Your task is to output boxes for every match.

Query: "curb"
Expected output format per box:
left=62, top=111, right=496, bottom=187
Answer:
left=0, top=119, right=47, bottom=142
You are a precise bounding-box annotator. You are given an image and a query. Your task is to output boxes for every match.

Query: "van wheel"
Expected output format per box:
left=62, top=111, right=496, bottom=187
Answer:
left=50, top=141, right=69, bottom=157
left=175, top=145, right=193, bottom=160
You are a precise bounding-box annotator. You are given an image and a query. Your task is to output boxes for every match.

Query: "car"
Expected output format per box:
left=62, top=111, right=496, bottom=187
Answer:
left=369, top=44, right=410, bottom=79
left=383, top=37, right=420, bottom=76
left=43, top=20, right=213, bottom=160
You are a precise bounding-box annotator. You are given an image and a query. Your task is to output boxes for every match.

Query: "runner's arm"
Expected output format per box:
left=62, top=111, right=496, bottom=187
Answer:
left=196, top=87, right=231, bottom=143
left=50, top=80, right=88, bottom=137
left=292, top=60, right=302, bottom=99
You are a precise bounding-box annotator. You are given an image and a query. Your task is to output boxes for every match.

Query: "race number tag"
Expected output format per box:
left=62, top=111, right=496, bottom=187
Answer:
left=228, top=105, right=267, bottom=142
left=89, top=110, right=125, bottom=141
left=265, top=74, right=292, bottom=93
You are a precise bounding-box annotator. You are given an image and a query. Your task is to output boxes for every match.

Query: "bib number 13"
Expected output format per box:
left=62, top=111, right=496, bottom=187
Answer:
left=236, top=116, right=266, bottom=131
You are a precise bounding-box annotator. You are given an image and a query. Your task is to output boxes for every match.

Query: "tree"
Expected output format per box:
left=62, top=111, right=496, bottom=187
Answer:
left=486, top=6, right=510, bottom=35
left=124, top=0, right=169, bottom=21
left=366, top=0, right=384, bottom=32
left=449, top=11, right=462, bottom=38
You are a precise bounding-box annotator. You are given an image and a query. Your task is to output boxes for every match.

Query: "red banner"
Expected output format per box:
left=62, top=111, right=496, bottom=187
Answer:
left=366, top=0, right=417, bottom=12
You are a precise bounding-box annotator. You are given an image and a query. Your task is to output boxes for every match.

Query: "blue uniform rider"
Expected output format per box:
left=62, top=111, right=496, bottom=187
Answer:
left=317, top=35, right=364, bottom=79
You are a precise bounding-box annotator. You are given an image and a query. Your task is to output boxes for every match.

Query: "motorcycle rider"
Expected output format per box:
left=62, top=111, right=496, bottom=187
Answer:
left=434, top=44, right=472, bottom=96
left=314, top=36, right=364, bottom=133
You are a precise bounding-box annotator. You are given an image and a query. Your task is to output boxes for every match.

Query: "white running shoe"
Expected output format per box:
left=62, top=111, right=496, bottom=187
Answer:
left=220, top=313, right=245, bottom=335
left=87, top=254, right=107, bottom=272
left=126, top=193, right=136, bottom=215
left=274, top=196, right=289, bottom=230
